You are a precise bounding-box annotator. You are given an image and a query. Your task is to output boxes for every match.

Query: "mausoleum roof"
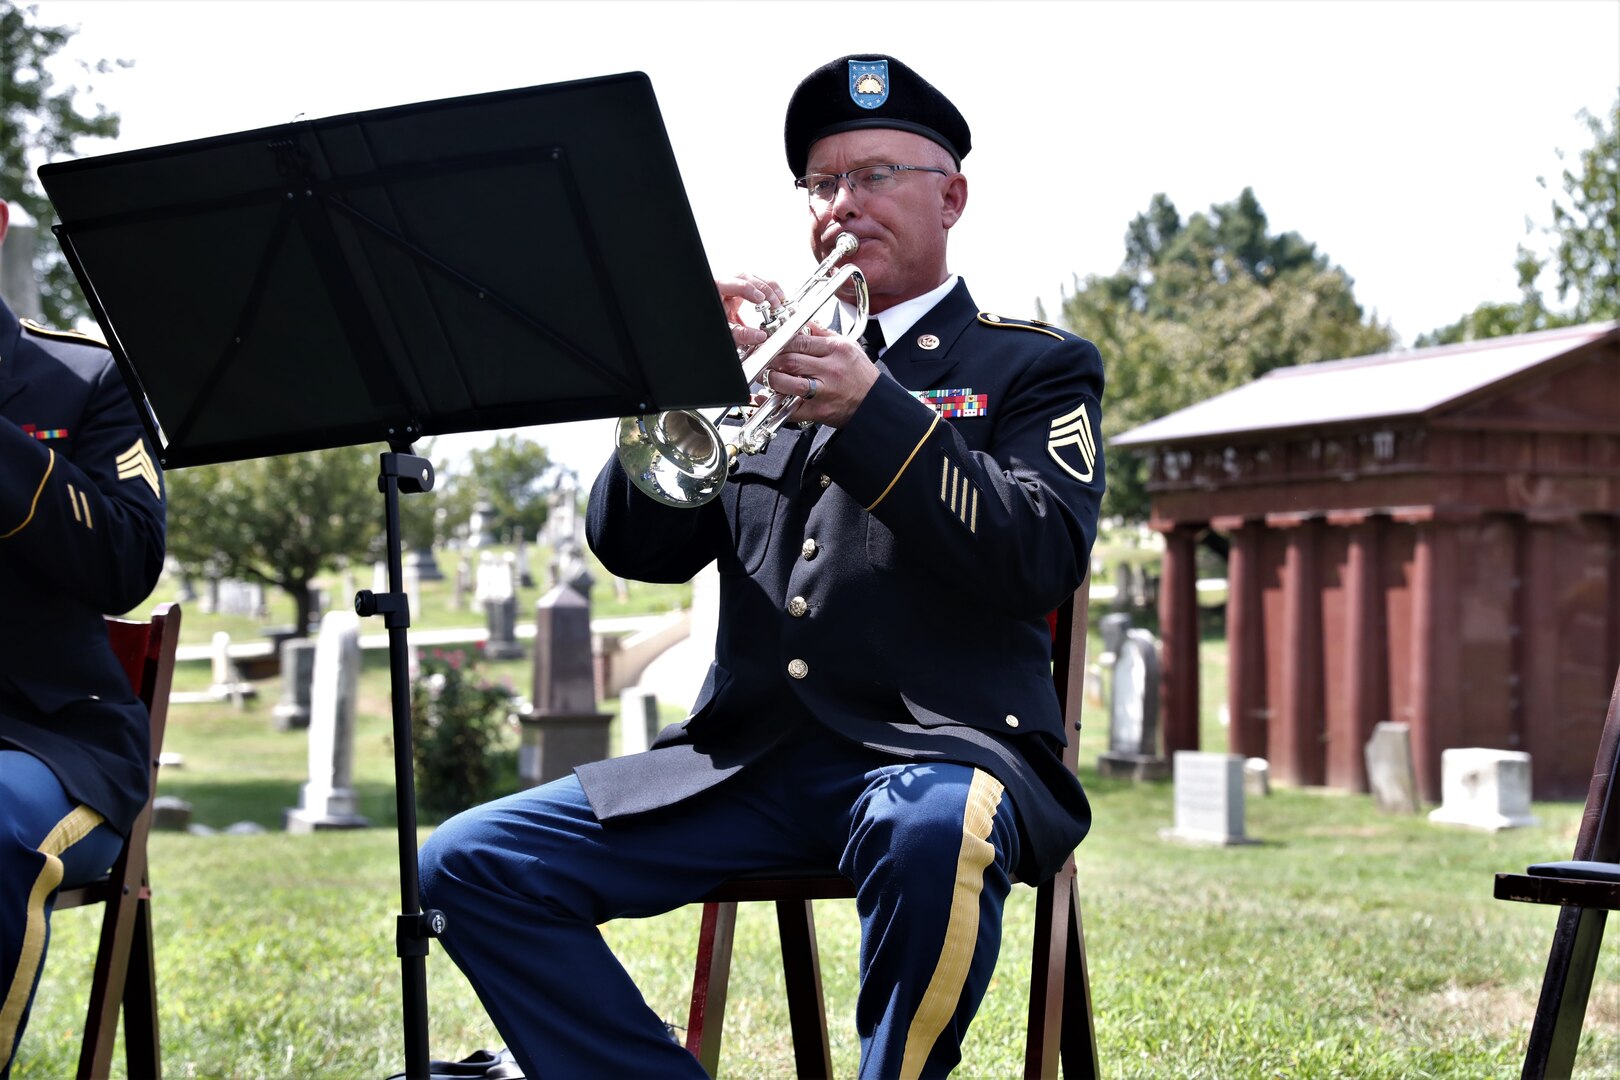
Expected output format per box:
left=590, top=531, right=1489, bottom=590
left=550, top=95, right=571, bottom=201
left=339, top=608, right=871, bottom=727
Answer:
left=1113, top=321, right=1620, bottom=447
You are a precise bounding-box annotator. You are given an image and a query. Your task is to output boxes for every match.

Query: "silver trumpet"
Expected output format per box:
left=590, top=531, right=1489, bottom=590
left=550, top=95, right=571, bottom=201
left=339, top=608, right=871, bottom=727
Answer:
left=614, top=233, right=869, bottom=508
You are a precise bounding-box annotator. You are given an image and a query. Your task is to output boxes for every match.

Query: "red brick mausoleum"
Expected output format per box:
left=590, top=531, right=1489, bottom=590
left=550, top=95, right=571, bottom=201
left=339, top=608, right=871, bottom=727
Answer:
left=1113, top=322, right=1620, bottom=802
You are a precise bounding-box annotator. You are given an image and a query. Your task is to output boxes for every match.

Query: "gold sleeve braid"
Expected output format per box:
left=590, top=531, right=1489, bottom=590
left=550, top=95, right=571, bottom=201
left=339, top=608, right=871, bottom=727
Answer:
left=864, top=412, right=940, bottom=512
left=0, top=449, right=55, bottom=540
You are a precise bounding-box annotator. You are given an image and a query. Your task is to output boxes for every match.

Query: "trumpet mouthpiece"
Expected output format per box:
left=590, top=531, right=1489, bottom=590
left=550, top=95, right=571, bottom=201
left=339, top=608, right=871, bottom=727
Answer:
left=835, top=233, right=859, bottom=255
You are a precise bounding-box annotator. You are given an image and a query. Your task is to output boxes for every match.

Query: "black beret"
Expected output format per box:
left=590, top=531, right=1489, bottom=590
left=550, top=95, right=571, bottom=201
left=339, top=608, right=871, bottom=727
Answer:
left=784, top=54, right=971, bottom=178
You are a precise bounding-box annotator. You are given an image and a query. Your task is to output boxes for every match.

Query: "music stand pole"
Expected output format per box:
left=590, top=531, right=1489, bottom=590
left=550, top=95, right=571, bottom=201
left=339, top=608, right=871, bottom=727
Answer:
left=355, top=446, right=444, bottom=1080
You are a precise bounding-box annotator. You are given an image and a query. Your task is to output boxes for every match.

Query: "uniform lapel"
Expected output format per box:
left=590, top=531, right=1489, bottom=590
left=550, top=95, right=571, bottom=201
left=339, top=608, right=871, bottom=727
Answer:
left=807, top=280, right=980, bottom=463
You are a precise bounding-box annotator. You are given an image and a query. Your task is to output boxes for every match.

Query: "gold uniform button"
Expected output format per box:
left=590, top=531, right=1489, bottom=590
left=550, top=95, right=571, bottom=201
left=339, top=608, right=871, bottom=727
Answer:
left=1004, top=714, right=1020, bottom=728
left=801, top=539, right=819, bottom=560
left=787, top=596, right=808, bottom=617
left=818, top=474, right=832, bottom=489
left=788, top=659, right=809, bottom=679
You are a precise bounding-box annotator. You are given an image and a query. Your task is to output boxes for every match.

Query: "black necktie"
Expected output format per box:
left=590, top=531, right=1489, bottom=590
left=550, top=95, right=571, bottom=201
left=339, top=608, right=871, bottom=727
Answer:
left=860, top=320, right=885, bottom=363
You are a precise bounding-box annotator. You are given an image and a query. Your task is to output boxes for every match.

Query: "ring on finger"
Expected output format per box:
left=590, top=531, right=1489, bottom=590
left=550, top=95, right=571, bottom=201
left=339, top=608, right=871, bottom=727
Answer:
left=805, top=376, right=819, bottom=400
left=762, top=369, right=773, bottom=392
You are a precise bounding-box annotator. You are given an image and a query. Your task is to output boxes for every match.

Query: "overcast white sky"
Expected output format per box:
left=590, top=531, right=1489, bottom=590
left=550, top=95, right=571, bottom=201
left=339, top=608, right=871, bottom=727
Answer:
left=28, top=0, right=1620, bottom=479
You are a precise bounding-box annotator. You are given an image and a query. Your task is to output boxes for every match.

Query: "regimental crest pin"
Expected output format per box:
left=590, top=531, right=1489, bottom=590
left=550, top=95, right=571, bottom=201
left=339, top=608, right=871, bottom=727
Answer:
left=848, top=60, right=889, bottom=110
left=1047, top=402, right=1097, bottom=483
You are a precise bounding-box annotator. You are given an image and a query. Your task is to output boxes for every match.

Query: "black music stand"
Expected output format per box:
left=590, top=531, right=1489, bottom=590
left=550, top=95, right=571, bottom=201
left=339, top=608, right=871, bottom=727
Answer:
left=41, top=71, right=746, bottom=1079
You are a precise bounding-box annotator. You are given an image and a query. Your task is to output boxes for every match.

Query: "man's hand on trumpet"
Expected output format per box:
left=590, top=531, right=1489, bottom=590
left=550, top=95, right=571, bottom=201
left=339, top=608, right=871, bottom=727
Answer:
left=759, top=322, right=879, bottom=429
left=716, top=272, right=786, bottom=357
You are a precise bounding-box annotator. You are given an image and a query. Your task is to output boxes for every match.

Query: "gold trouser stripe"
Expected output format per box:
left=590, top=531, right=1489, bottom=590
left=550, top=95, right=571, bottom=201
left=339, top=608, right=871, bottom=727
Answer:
left=866, top=412, right=940, bottom=513
left=1, top=449, right=54, bottom=540
left=898, top=769, right=1005, bottom=1079
left=0, top=805, right=106, bottom=1067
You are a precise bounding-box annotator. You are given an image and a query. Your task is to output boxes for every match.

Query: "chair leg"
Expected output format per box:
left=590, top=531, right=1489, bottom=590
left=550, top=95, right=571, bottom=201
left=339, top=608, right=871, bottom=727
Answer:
left=122, top=893, right=161, bottom=1079
left=77, top=879, right=140, bottom=1079
left=1024, top=872, right=1069, bottom=1078
left=686, top=901, right=738, bottom=1077
left=1060, top=884, right=1101, bottom=1080
left=775, top=899, right=834, bottom=1079
left=1521, top=905, right=1609, bottom=1079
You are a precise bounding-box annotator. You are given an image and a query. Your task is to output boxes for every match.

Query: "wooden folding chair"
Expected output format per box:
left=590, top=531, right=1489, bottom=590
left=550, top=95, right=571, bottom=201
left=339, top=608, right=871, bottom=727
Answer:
left=684, top=587, right=1100, bottom=1078
left=52, top=601, right=181, bottom=1080
left=1494, top=662, right=1620, bottom=1079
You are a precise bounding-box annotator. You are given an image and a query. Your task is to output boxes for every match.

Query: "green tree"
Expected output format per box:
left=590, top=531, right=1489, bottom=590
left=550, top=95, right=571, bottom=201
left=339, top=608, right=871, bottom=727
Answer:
left=165, top=445, right=384, bottom=632
left=0, top=2, right=127, bottom=327
left=1057, top=188, right=1393, bottom=521
left=1418, top=95, right=1618, bottom=345
left=463, top=434, right=554, bottom=542
left=1545, top=97, right=1618, bottom=323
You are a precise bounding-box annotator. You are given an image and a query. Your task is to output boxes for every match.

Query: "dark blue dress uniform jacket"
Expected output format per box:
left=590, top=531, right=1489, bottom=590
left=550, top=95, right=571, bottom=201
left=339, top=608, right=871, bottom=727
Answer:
left=0, top=297, right=167, bottom=837
left=583, top=280, right=1104, bottom=884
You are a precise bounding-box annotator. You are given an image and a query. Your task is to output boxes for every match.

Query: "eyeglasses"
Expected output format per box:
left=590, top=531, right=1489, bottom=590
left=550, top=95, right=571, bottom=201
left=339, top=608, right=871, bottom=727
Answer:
left=794, top=164, right=950, bottom=205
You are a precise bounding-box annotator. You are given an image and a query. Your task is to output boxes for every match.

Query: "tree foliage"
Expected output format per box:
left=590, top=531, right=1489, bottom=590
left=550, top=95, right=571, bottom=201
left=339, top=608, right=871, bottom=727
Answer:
left=0, top=3, right=127, bottom=326
left=1418, top=95, right=1619, bottom=345
left=165, top=446, right=384, bottom=632
left=1055, top=188, right=1393, bottom=521
left=462, top=434, right=554, bottom=542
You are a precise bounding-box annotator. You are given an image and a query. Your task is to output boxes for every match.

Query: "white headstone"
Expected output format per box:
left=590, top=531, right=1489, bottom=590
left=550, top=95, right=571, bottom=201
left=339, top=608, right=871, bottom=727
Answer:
left=1428, top=748, right=1539, bottom=830
left=285, top=611, right=370, bottom=832
left=1365, top=722, right=1422, bottom=814
left=209, top=631, right=234, bottom=688
left=1097, top=629, right=1168, bottom=780
left=618, top=687, right=661, bottom=756
left=1162, top=751, right=1255, bottom=845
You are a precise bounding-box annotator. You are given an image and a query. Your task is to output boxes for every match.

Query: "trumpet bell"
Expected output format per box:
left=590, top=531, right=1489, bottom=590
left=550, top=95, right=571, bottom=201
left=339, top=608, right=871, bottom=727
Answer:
left=615, top=411, right=730, bottom=507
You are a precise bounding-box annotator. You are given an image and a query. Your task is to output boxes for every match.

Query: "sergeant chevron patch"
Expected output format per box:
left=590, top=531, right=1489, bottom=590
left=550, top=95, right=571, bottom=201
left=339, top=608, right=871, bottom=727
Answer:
left=116, top=439, right=161, bottom=499
left=1047, top=402, right=1097, bottom=483
left=939, top=456, right=979, bottom=533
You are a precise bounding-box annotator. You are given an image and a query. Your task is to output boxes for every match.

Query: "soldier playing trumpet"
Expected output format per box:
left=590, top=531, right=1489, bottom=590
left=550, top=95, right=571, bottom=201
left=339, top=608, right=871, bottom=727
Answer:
left=422, top=53, right=1107, bottom=1078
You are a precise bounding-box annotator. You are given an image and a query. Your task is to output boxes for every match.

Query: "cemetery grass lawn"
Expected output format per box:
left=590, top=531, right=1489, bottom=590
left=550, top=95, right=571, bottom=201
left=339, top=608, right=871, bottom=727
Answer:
left=15, top=641, right=1620, bottom=1078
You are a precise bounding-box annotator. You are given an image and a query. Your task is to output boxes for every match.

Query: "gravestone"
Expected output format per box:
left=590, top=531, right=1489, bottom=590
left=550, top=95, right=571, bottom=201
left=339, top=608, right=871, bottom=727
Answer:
left=285, top=611, right=370, bottom=832
left=151, top=795, right=192, bottom=832
left=1244, top=757, right=1270, bottom=797
left=552, top=539, right=595, bottom=598
left=453, top=557, right=471, bottom=611
left=1365, top=721, right=1422, bottom=814
left=482, top=554, right=524, bottom=661
left=272, top=637, right=317, bottom=732
left=518, top=584, right=610, bottom=786
left=1112, top=562, right=1135, bottom=611
left=208, top=631, right=255, bottom=705
left=1093, top=612, right=1131, bottom=709
left=618, top=687, right=662, bottom=756
left=405, top=545, right=444, bottom=582
left=1428, top=748, right=1539, bottom=830
left=402, top=560, right=421, bottom=620
left=1097, top=629, right=1169, bottom=780
left=1098, top=613, right=1132, bottom=664
left=1161, top=751, right=1255, bottom=845
left=548, top=471, right=581, bottom=548
left=468, top=500, right=498, bottom=548
left=515, top=539, right=535, bottom=589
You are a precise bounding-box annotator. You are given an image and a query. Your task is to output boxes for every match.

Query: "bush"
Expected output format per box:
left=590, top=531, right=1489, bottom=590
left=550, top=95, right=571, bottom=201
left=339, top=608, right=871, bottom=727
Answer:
left=410, top=647, right=514, bottom=821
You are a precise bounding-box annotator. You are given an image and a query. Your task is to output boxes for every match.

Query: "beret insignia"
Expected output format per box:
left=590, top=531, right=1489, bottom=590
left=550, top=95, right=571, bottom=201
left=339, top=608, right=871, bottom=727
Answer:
left=849, top=60, right=889, bottom=109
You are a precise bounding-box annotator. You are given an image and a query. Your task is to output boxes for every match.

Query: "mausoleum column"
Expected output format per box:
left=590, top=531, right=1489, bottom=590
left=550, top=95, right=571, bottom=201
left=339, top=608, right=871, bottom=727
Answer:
left=1159, top=521, right=1202, bottom=756
left=1215, top=516, right=1265, bottom=759
left=1270, top=512, right=1325, bottom=786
